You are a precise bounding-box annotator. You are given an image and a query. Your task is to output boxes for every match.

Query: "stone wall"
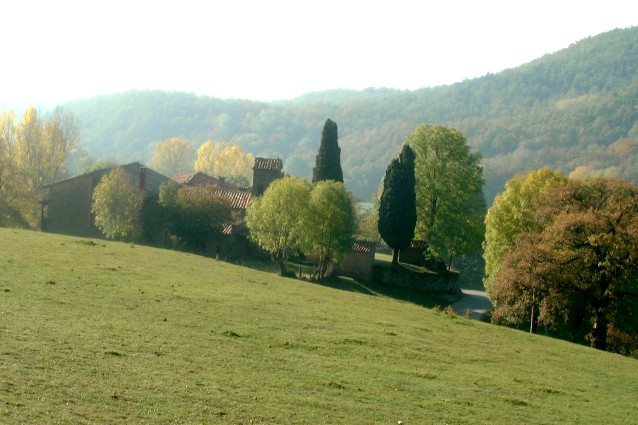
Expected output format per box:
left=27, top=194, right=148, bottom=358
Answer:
left=371, top=264, right=461, bottom=295
left=43, top=174, right=100, bottom=237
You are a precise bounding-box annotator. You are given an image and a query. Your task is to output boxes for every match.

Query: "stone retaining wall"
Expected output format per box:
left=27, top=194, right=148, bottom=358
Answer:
left=371, top=264, right=461, bottom=295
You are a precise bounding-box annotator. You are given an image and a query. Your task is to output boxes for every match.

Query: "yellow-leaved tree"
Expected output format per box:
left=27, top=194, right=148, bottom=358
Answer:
left=0, top=106, right=78, bottom=227
left=194, top=141, right=254, bottom=186
left=149, top=137, right=196, bottom=177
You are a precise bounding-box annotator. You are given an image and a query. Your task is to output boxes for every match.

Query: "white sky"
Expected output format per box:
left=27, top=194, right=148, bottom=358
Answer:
left=1, top=0, right=636, bottom=107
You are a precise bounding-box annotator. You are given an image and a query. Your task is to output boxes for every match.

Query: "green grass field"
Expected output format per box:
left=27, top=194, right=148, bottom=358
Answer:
left=1, top=229, right=637, bottom=424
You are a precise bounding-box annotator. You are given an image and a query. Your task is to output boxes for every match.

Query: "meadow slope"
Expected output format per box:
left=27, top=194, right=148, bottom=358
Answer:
left=1, top=229, right=636, bottom=424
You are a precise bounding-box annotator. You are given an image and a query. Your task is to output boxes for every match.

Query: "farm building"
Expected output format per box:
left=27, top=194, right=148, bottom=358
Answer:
left=335, top=240, right=377, bottom=281
left=41, top=157, right=285, bottom=258
left=41, top=163, right=170, bottom=238
left=252, top=157, right=283, bottom=195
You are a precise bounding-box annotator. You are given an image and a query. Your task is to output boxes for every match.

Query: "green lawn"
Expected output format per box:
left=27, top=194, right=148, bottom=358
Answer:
left=1, top=229, right=636, bottom=424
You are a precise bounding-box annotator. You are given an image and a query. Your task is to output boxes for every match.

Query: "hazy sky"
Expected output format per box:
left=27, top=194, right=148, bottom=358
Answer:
left=2, top=0, right=636, bottom=107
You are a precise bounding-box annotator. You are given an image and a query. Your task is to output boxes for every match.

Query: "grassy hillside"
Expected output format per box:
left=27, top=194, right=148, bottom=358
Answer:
left=1, top=229, right=637, bottom=424
left=63, top=27, right=638, bottom=203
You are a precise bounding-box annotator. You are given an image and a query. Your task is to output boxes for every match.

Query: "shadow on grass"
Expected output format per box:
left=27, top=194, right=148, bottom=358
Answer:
left=308, top=275, right=451, bottom=309
left=231, top=258, right=451, bottom=310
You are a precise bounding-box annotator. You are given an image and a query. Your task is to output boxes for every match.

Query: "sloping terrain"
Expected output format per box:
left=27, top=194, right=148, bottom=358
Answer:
left=0, top=229, right=636, bottom=424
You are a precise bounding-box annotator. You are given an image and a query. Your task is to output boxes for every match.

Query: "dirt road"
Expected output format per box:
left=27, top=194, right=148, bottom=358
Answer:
left=452, top=289, right=492, bottom=320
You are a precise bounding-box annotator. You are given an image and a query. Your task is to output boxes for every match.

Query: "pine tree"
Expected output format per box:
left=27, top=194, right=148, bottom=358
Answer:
left=312, top=119, right=343, bottom=183
left=378, top=144, right=416, bottom=264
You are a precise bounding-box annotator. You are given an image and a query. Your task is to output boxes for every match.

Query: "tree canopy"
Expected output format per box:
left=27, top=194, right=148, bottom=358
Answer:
left=246, top=176, right=311, bottom=276
left=92, top=167, right=144, bottom=240
left=170, top=184, right=232, bottom=253
left=302, top=180, right=356, bottom=278
left=0, top=106, right=78, bottom=227
left=312, top=119, right=343, bottom=183
left=489, top=177, right=638, bottom=352
left=63, top=27, right=638, bottom=203
left=195, top=141, right=254, bottom=186
left=483, top=167, right=567, bottom=290
left=149, top=137, right=196, bottom=177
left=406, top=125, right=485, bottom=268
left=378, top=144, right=416, bottom=264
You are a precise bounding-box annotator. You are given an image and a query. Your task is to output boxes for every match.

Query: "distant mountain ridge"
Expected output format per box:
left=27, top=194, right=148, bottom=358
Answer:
left=63, top=26, right=638, bottom=202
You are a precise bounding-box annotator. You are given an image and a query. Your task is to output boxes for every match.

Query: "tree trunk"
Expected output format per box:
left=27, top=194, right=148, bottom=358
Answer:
left=529, top=303, right=538, bottom=334
left=392, top=248, right=399, bottom=265
left=591, top=311, right=608, bottom=351
left=278, top=260, right=287, bottom=277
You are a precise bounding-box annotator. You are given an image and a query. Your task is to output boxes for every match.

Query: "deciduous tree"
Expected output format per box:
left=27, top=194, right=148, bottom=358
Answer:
left=483, top=167, right=567, bottom=291
left=312, top=119, right=343, bottom=183
left=0, top=110, right=23, bottom=226
left=246, top=176, right=311, bottom=276
left=378, top=144, right=416, bottom=264
left=489, top=178, right=638, bottom=352
left=0, top=107, right=78, bottom=227
left=170, top=185, right=232, bottom=253
left=406, top=125, right=485, bottom=269
left=194, top=141, right=254, bottom=186
left=16, top=106, right=78, bottom=193
left=149, top=137, right=196, bottom=177
left=303, top=181, right=356, bottom=278
left=92, top=167, right=144, bottom=240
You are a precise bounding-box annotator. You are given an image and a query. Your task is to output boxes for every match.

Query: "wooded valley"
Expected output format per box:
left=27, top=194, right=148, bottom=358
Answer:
left=62, top=27, right=638, bottom=203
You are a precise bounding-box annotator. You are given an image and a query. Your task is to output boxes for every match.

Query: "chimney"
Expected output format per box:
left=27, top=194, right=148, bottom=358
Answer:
left=139, top=167, right=147, bottom=190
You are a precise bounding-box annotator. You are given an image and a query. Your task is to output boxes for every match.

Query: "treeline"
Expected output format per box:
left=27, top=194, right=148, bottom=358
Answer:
left=63, top=27, right=638, bottom=202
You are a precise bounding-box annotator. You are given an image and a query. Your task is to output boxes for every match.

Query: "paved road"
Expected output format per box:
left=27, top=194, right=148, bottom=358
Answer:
left=452, top=289, right=492, bottom=320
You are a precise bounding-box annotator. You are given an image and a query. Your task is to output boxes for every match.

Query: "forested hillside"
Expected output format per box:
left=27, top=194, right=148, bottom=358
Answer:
left=64, top=27, right=638, bottom=202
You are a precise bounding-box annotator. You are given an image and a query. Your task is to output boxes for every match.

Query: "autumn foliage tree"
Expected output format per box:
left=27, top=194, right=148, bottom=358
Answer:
left=0, top=106, right=78, bottom=227
left=194, top=141, right=254, bottom=186
left=489, top=178, right=638, bottom=352
left=0, top=110, right=22, bottom=226
left=149, top=137, right=196, bottom=177
left=483, top=168, right=567, bottom=291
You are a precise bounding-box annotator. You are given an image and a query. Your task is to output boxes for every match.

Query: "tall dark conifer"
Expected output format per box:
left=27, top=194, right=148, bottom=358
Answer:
left=378, top=144, right=416, bottom=264
left=312, top=119, right=343, bottom=183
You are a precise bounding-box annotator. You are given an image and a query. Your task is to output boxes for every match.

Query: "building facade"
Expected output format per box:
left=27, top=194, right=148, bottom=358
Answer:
left=42, top=163, right=170, bottom=238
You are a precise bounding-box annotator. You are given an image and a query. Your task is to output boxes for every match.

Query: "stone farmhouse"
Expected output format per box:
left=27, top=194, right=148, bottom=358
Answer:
left=41, top=158, right=284, bottom=251
left=41, top=157, right=384, bottom=283
left=41, top=162, right=170, bottom=238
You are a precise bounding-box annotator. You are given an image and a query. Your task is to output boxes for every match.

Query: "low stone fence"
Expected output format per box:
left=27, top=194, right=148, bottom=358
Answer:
left=371, top=264, right=461, bottom=295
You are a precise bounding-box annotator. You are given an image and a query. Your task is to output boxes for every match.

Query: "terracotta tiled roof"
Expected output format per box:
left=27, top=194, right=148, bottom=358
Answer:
left=222, top=223, right=233, bottom=235
left=253, top=157, right=283, bottom=171
left=352, top=240, right=377, bottom=253
left=172, top=173, right=199, bottom=184
left=173, top=172, right=233, bottom=187
left=42, top=162, right=170, bottom=196
left=213, top=189, right=252, bottom=210
left=178, top=186, right=251, bottom=211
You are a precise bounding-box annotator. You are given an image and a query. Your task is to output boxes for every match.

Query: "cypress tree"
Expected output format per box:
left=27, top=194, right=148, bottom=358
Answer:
left=312, top=119, right=343, bottom=183
left=378, top=144, right=417, bottom=264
